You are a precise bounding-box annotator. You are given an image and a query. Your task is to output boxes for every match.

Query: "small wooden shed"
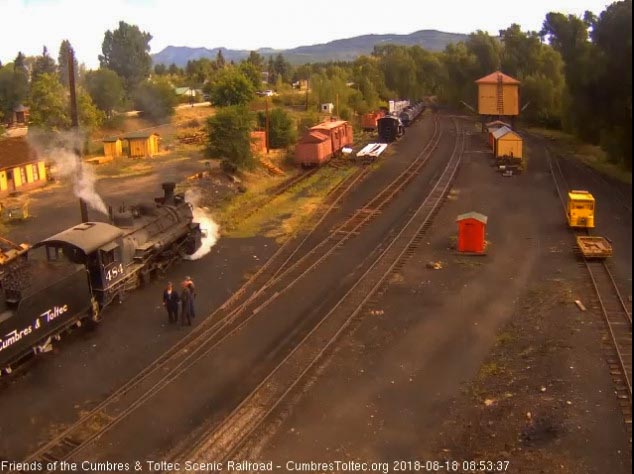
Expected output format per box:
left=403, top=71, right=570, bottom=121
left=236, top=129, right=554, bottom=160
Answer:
left=102, top=137, right=123, bottom=158
left=123, top=132, right=160, bottom=158
left=475, top=71, right=520, bottom=117
left=492, top=126, right=522, bottom=159
left=456, top=212, right=488, bottom=254
left=320, top=103, right=334, bottom=114
left=11, top=105, right=30, bottom=125
left=485, top=120, right=511, bottom=147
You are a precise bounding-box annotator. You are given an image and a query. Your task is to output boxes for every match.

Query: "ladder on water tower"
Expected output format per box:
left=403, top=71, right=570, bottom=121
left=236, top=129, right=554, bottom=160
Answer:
left=496, top=74, right=504, bottom=115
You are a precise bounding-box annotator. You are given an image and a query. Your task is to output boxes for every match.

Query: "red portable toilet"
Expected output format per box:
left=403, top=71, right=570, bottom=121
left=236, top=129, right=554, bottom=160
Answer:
left=456, top=212, right=488, bottom=253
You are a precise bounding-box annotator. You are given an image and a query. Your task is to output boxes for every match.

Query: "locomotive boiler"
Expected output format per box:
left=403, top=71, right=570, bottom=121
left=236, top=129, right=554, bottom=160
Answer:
left=0, top=183, right=202, bottom=374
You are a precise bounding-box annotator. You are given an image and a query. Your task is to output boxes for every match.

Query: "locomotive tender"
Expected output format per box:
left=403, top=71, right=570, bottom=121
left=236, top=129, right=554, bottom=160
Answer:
left=0, top=183, right=201, bottom=373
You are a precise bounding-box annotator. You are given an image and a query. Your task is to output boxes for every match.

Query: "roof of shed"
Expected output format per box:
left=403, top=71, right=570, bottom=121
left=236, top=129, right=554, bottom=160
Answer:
left=37, top=222, right=124, bottom=255
left=122, top=131, right=159, bottom=140
left=102, top=136, right=121, bottom=143
left=486, top=120, right=511, bottom=128
left=492, top=126, right=521, bottom=140
left=456, top=211, right=488, bottom=224
left=13, top=104, right=30, bottom=112
left=475, top=71, right=520, bottom=85
left=0, top=138, right=41, bottom=170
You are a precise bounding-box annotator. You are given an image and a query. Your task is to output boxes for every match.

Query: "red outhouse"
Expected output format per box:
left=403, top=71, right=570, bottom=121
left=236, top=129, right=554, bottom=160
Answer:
left=456, top=212, right=488, bottom=253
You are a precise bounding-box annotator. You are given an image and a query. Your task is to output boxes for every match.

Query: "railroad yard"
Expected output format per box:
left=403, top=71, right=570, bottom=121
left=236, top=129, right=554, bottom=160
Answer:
left=0, top=109, right=631, bottom=473
left=1, top=3, right=632, bottom=473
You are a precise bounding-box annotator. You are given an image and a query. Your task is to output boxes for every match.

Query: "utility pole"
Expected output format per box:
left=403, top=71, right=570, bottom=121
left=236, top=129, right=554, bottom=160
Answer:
left=335, top=93, right=339, bottom=118
left=265, top=96, right=270, bottom=154
left=68, top=49, right=89, bottom=223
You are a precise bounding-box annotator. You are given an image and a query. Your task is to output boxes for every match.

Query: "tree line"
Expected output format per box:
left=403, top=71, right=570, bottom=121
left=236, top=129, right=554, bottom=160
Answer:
left=0, top=1, right=630, bottom=169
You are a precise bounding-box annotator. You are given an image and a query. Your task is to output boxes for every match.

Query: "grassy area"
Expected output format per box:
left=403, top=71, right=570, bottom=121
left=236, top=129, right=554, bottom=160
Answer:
left=216, top=165, right=357, bottom=241
left=526, top=127, right=632, bottom=184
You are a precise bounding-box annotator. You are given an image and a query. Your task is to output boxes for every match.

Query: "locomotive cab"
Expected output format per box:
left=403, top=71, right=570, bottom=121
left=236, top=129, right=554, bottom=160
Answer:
left=37, top=222, right=126, bottom=307
left=567, top=190, right=595, bottom=228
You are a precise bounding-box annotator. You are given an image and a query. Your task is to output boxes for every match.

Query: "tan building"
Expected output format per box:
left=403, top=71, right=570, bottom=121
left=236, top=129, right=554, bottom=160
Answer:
left=475, top=71, right=520, bottom=117
left=492, top=126, right=523, bottom=159
left=122, top=132, right=160, bottom=158
left=0, top=138, right=47, bottom=197
left=102, top=137, right=123, bottom=158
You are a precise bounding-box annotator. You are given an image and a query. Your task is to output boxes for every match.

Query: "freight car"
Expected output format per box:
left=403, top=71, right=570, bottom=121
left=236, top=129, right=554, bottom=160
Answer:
left=377, top=115, right=404, bottom=143
left=295, top=120, right=354, bottom=166
left=0, top=183, right=202, bottom=374
left=398, top=102, right=425, bottom=127
left=361, top=110, right=386, bottom=131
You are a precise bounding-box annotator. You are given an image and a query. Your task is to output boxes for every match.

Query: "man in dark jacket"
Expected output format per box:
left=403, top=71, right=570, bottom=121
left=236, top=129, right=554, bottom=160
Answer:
left=162, top=282, right=180, bottom=323
left=180, top=280, right=193, bottom=326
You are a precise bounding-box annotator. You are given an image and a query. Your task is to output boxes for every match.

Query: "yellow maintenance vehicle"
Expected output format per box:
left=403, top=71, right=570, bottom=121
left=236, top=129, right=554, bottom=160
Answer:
left=567, top=190, right=595, bottom=229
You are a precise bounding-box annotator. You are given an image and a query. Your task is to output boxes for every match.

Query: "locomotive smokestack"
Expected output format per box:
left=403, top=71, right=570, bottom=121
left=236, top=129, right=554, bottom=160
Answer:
left=162, top=182, right=176, bottom=205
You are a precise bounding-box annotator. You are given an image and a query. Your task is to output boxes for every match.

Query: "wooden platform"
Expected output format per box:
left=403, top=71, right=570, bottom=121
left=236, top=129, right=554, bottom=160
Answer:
left=576, top=235, right=613, bottom=259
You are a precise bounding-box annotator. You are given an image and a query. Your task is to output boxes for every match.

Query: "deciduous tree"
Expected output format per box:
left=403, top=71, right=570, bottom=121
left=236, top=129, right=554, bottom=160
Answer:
left=84, top=68, right=124, bottom=117
left=206, top=106, right=254, bottom=169
left=99, top=21, right=153, bottom=91
left=207, top=67, right=255, bottom=106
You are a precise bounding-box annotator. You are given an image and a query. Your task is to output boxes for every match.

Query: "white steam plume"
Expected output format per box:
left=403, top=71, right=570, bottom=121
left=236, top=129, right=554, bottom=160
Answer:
left=50, top=147, right=108, bottom=215
left=184, top=189, right=220, bottom=260
left=28, top=130, right=108, bottom=215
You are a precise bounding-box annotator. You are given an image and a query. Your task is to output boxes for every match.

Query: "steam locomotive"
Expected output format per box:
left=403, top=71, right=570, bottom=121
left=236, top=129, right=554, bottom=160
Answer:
left=0, top=183, right=202, bottom=374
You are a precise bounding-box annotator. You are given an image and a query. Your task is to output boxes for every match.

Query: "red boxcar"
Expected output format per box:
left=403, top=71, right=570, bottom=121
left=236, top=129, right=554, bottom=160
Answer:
left=361, top=111, right=386, bottom=131
left=456, top=212, right=488, bottom=253
left=295, top=120, right=353, bottom=166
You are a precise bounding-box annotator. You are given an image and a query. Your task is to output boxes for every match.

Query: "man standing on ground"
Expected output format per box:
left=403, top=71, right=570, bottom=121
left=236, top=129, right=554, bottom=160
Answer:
left=180, top=280, right=193, bottom=326
left=162, top=282, right=179, bottom=324
left=185, top=276, right=196, bottom=319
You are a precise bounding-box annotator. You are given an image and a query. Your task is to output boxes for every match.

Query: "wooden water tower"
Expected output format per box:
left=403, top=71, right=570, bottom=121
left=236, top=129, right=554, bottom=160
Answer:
left=475, top=71, right=520, bottom=128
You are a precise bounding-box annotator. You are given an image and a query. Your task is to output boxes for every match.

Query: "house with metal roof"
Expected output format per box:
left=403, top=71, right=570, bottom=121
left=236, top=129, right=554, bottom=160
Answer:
left=492, top=126, right=523, bottom=159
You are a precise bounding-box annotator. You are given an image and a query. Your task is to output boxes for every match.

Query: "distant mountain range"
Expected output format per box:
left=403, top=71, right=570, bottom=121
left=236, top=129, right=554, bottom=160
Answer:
left=152, top=29, right=468, bottom=66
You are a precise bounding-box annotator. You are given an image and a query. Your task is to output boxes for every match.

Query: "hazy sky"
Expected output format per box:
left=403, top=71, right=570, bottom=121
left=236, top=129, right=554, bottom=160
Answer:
left=0, top=0, right=612, bottom=68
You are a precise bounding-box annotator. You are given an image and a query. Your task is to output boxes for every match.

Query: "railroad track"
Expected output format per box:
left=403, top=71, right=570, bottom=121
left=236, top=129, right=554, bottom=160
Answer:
left=14, top=115, right=440, bottom=471
left=11, top=147, right=368, bottom=474
left=170, top=119, right=465, bottom=470
left=268, top=167, right=318, bottom=197
left=547, top=147, right=632, bottom=431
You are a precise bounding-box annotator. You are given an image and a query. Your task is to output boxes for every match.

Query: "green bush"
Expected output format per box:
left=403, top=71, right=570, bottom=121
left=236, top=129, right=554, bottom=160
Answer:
left=256, top=108, right=297, bottom=149
left=206, top=106, right=255, bottom=170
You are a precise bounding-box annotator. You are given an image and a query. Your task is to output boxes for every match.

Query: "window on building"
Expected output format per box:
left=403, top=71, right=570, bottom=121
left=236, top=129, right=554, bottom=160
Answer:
left=32, top=164, right=39, bottom=181
left=19, top=167, right=27, bottom=184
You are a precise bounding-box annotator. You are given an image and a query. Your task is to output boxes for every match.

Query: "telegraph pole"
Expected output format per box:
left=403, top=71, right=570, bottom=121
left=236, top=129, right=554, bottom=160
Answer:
left=265, top=96, right=270, bottom=154
left=68, top=49, right=89, bottom=223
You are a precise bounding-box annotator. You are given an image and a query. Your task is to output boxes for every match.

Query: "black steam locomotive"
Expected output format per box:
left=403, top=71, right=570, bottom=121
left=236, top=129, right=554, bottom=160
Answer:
left=0, top=183, right=201, bottom=374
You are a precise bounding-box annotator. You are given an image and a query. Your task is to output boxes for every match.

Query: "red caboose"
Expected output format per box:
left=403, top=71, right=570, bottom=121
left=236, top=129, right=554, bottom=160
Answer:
left=295, top=120, right=353, bottom=166
left=456, top=212, right=488, bottom=254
